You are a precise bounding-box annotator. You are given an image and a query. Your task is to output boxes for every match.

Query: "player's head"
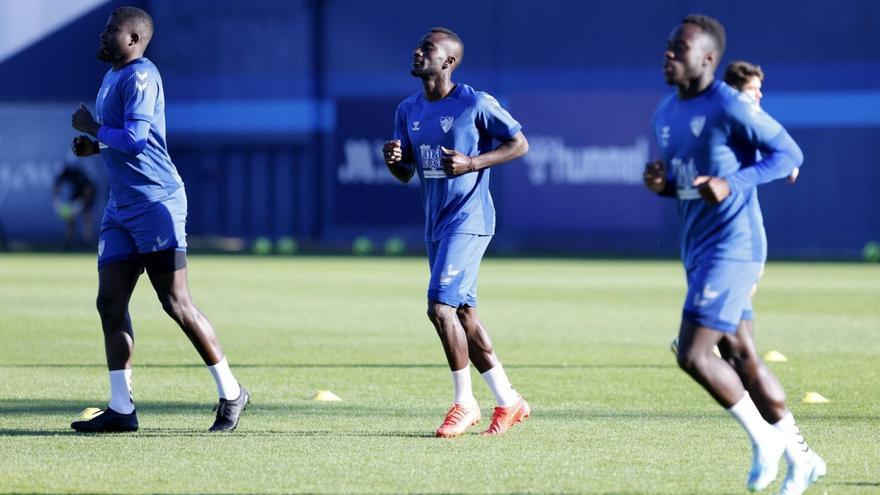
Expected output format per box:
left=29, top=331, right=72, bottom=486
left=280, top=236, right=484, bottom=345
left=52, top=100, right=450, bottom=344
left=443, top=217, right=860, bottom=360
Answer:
left=411, top=27, right=464, bottom=79
left=664, top=14, right=726, bottom=86
left=724, top=60, right=764, bottom=105
left=98, top=6, right=154, bottom=64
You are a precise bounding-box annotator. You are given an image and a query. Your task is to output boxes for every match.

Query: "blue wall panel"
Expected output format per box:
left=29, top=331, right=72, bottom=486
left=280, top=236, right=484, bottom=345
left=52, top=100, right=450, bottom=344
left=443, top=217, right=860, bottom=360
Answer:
left=0, top=0, right=877, bottom=258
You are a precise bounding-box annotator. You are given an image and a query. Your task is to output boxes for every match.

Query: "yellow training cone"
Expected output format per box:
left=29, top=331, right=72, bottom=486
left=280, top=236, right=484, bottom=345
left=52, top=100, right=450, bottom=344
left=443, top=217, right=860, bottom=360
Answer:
left=801, top=392, right=829, bottom=404
left=79, top=407, right=102, bottom=420
left=763, top=350, right=788, bottom=362
left=312, top=390, right=342, bottom=401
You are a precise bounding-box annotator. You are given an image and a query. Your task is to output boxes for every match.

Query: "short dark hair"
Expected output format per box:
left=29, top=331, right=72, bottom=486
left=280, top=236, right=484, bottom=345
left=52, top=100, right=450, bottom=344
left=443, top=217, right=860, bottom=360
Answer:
left=429, top=26, right=464, bottom=64
left=682, top=14, right=725, bottom=60
left=112, top=6, right=154, bottom=41
left=724, top=61, right=764, bottom=90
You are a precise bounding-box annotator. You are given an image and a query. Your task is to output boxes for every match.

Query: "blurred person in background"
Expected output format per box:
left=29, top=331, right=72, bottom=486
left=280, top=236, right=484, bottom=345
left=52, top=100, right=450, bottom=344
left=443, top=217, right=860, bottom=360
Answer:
left=52, top=155, right=97, bottom=250
left=724, top=60, right=799, bottom=183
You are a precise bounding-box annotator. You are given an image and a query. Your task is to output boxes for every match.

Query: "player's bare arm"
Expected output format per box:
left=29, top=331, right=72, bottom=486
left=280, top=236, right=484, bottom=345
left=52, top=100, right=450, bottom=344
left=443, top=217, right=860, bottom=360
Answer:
left=440, top=131, right=528, bottom=177
left=693, top=175, right=731, bottom=204
left=72, top=103, right=101, bottom=137
left=72, top=135, right=100, bottom=157
left=643, top=160, right=668, bottom=194
left=383, top=139, right=415, bottom=183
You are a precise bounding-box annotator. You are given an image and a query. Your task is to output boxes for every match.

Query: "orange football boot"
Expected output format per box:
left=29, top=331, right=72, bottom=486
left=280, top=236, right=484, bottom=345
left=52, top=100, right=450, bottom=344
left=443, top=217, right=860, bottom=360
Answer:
left=481, top=397, right=530, bottom=435
left=435, top=403, right=481, bottom=438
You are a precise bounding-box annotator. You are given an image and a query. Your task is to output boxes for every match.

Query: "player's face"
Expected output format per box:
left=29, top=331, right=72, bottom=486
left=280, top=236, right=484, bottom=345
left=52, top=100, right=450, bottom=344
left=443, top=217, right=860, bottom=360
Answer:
left=663, top=23, right=711, bottom=86
left=740, top=76, right=763, bottom=105
left=97, top=15, right=130, bottom=63
left=411, top=33, right=450, bottom=79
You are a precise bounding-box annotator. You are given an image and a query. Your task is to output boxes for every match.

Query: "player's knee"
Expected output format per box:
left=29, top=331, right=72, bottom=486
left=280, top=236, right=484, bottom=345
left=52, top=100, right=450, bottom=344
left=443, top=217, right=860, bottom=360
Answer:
left=426, top=302, right=454, bottom=323
left=95, top=292, right=126, bottom=322
left=157, top=292, right=191, bottom=322
left=677, top=348, right=706, bottom=375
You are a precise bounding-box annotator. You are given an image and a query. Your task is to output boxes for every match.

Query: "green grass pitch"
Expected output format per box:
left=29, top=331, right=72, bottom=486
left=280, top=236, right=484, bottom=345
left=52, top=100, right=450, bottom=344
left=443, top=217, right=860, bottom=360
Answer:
left=0, top=254, right=878, bottom=494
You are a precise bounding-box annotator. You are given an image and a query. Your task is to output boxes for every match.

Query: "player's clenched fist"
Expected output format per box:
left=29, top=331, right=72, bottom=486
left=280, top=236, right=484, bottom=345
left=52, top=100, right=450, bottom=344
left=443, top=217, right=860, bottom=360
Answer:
left=383, top=140, right=403, bottom=165
left=693, top=176, right=731, bottom=204
left=440, top=146, right=475, bottom=176
left=643, top=160, right=667, bottom=194
left=72, top=103, right=99, bottom=136
left=72, top=135, right=100, bottom=157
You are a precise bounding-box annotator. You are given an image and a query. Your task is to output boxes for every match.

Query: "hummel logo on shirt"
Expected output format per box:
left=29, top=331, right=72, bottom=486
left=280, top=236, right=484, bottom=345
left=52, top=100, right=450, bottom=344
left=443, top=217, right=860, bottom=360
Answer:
left=135, top=71, right=148, bottom=92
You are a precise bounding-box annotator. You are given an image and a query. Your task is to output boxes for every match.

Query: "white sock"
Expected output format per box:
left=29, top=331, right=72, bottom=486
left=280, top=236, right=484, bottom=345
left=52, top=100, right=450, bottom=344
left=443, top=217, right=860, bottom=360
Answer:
left=773, top=412, right=811, bottom=464
left=451, top=366, right=476, bottom=406
left=108, top=369, right=134, bottom=414
left=727, top=394, right=776, bottom=446
left=207, top=357, right=240, bottom=400
left=481, top=364, right=519, bottom=407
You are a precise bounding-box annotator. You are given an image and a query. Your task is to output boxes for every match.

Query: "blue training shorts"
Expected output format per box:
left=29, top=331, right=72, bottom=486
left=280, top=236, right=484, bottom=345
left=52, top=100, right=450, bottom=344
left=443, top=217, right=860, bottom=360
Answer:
left=97, top=187, right=188, bottom=270
left=426, top=234, right=492, bottom=308
left=682, top=260, right=763, bottom=333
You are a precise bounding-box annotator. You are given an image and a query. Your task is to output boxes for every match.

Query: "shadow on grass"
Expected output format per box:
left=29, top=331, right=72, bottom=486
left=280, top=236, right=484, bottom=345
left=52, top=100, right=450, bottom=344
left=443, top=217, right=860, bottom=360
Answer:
left=831, top=481, right=880, bottom=487
left=1, top=396, right=875, bottom=422
left=0, top=427, right=437, bottom=439
left=0, top=362, right=675, bottom=370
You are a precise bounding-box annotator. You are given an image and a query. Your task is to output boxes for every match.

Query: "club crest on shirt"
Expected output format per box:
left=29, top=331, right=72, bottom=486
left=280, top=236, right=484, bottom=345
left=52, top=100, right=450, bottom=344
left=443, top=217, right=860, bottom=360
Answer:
left=440, top=116, right=454, bottom=133
left=690, top=115, right=706, bottom=137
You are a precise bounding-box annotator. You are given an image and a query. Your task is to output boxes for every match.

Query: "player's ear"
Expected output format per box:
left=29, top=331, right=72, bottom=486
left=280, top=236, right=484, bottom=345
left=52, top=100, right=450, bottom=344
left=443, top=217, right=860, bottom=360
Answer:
left=443, top=56, right=456, bottom=70
left=704, top=49, right=716, bottom=68
left=129, top=31, right=140, bottom=46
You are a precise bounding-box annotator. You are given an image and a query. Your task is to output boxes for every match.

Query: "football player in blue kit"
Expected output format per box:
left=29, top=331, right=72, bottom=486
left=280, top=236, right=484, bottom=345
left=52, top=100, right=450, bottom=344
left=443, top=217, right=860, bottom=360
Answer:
left=383, top=27, right=530, bottom=438
left=669, top=60, right=799, bottom=356
left=69, top=6, right=248, bottom=433
left=644, top=15, right=824, bottom=495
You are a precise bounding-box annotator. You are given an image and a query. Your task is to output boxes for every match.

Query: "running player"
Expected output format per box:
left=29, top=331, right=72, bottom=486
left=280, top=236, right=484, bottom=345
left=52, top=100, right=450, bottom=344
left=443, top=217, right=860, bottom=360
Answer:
left=669, top=58, right=800, bottom=357
left=69, top=6, right=249, bottom=433
left=383, top=27, right=530, bottom=438
left=644, top=15, right=825, bottom=494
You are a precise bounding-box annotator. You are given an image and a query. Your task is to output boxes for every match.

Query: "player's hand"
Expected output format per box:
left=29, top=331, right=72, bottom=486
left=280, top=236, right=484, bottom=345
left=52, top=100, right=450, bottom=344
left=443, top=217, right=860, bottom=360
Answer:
left=440, top=146, right=475, bottom=176
left=72, top=103, right=100, bottom=136
left=693, top=176, right=731, bottom=204
left=643, top=160, right=667, bottom=193
left=787, top=167, right=800, bottom=184
left=72, top=135, right=99, bottom=157
left=383, top=140, right=403, bottom=165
